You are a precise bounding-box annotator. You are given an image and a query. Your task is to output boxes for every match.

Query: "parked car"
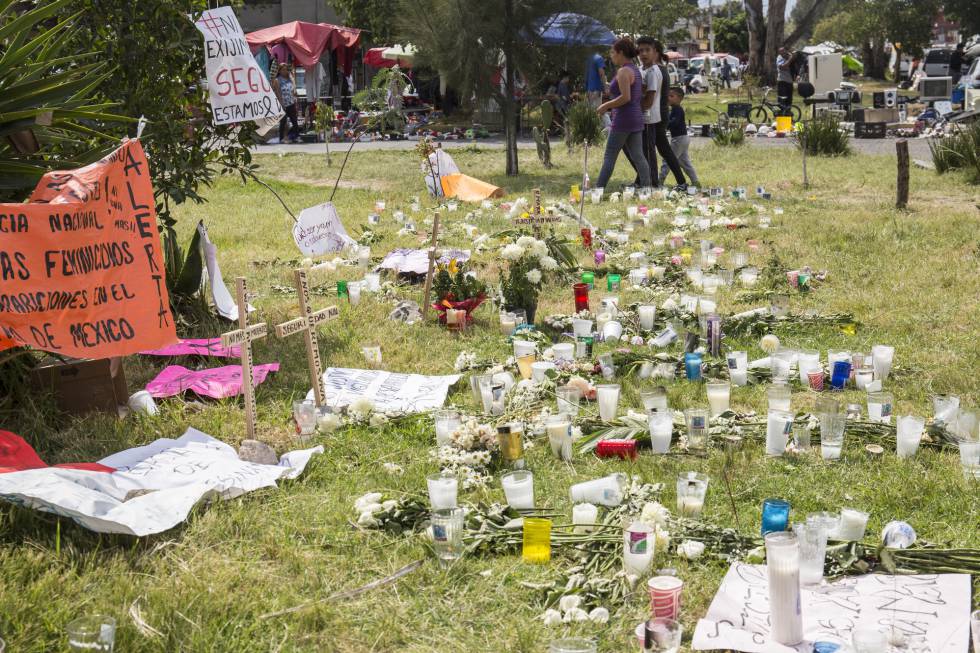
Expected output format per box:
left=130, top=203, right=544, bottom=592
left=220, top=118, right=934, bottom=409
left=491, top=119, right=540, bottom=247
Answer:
left=921, top=47, right=953, bottom=77
left=963, top=57, right=980, bottom=110
left=665, top=62, right=680, bottom=86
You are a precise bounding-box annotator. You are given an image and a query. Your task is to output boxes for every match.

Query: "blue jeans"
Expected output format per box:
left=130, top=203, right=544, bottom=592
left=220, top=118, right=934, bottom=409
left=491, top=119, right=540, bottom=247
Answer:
left=596, top=129, right=650, bottom=189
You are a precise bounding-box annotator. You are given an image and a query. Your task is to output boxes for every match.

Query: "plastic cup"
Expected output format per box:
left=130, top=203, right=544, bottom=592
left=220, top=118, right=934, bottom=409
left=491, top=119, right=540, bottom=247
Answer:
left=572, top=318, right=593, bottom=338
left=871, top=344, right=894, bottom=382
left=548, top=638, right=596, bottom=653
left=531, top=361, right=556, bottom=382
left=556, top=385, right=581, bottom=417
left=67, top=615, right=116, bottom=653
left=546, top=415, right=573, bottom=461
left=895, top=415, right=924, bottom=458
left=623, top=522, right=655, bottom=575
left=513, top=339, right=536, bottom=358
left=932, top=394, right=960, bottom=425
left=837, top=507, right=870, bottom=541
left=676, top=472, right=708, bottom=517
left=866, top=392, right=893, bottom=424
left=761, top=498, right=791, bottom=536
left=640, top=387, right=669, bottom=414
left=820, top=413, right=846, bottom=460
left=767, top=384, right=792, bottom=412
left=427, top=472, right=459, bottom=509
left=793, top=521, right=828, bottom=586
left=772, top=349, right=794, bottom=382
left=647, top=576, right=684, bottom=619
left=572, top=503, right=598, bottom=534
left=293, top=401, right=317, bottom=438
left=648, top=413, right=673, bottom=454
left=638, top=304, right=657, bottom=331
left=797, top=350, right=820, bottom=385
left=431, top=508, right=464, bottom=566
left=348, top=281, right=362, bottom=305
left=959, top=441, right=980, bottom=480
left=643, top=617, right=683, bottom=653
left=501, top=470, right=534, bottom=509
left=127, top=390, right=158, bottom=416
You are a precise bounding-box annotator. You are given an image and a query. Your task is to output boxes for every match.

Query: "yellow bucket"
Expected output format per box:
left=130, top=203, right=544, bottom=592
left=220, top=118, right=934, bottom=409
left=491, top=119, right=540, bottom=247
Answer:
left=776, top=116, right=793, bottom=133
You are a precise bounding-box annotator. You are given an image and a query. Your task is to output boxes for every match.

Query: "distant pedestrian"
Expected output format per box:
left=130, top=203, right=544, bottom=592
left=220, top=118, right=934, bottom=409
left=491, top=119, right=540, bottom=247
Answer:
left=595, top=37, right=651, bottom=189
left=721, top=59, right=732, bottom=89
left=659, top=88, right=700, bottom=188
left=585, top=51, right=607, bottom=109
left=950, top=44, right=964, bottom=84
left=273, top=63, right=299, bottom=143
left=776, top=47, right=794, bottom=109
left=649, top=39, right=687, bottom=189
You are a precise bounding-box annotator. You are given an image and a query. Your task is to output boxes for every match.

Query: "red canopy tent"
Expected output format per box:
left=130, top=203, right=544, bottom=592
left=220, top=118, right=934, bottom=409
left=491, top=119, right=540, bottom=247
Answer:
left=246, top=21, right=362, bottom=74
left=364, top=47, right=397, bottom=69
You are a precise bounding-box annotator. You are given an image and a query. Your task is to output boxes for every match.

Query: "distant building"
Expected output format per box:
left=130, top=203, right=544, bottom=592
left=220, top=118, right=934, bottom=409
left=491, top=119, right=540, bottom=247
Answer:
left=932, top=9, right=960, bottom=46
left=238, top=1, right=342, bottom=33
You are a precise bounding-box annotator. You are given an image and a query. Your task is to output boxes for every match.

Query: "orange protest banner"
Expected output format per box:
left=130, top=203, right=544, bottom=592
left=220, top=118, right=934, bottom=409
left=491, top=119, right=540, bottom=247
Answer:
left=0, top=140, right=178, bottom=357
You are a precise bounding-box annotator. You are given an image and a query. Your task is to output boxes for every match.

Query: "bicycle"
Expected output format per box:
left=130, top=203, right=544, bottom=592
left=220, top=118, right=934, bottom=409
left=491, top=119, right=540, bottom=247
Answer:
left=749, top=86, right=802, bottom=124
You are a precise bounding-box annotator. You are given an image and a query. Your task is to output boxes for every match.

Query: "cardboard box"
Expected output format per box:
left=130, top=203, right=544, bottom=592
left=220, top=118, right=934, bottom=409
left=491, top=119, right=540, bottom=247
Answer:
left=30, top=357, right=128, bottom=415
left=862, top=107, right=898, bottom=123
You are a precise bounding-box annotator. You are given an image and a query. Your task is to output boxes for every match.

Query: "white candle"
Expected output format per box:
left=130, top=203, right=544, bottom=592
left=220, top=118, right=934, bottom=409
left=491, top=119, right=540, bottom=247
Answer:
left=546, top=418, right=572, bottom=461
left=500, top=315, right=517, bottom=336
left=697, top=297, right=716, bottom=315
left=706, top=382, right=731, bottom=417
left=678, top=496, right=704, bottom=517
left=501, top=471, right=534, bottom=509
left=766, top=410, right=794, bottom=456
left=434, top=412, right=461, bottom=446
left=595, top=312, right=612, bottom=337
left=650, top=265, right=666, bottom=279
left=896, top=415, right=924, bottom=458
left=638, top=305, right=657, bottom=331
left=348, top=282, right=362, bottom=305
left=572, top=503, right=598, bottom=533
left=552, top=343, right=574, bottom=362
left=765, top=532, right=804, bottom=645
left=596, top=384, right=620, bottom=422
left=837, top=508, right=869, bottom=541
left=569, top=473, right=626, bottom=507
left=648, top=413, right=673, bottom=453
left=872, top=344, right=894, bottom=381
left=427, top=475, right=458, bottom=510
left=728, top=351, right=749, bottom=386
left=623, top=523, right=655, bottom=575
left=358, top=247, right=371, bottom=268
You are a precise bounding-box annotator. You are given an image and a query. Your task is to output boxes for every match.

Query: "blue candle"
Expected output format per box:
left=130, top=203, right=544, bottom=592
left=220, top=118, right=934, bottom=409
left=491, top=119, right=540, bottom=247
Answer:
left=761, top=498, right=791, bottom=536
left=685, top=353, right=703, bottom=381
left=830, top=360, right=852, bottom=390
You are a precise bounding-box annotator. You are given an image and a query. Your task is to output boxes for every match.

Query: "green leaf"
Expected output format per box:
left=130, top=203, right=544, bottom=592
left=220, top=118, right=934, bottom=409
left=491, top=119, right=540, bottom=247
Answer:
left=173, top=225, right=204, bottom=298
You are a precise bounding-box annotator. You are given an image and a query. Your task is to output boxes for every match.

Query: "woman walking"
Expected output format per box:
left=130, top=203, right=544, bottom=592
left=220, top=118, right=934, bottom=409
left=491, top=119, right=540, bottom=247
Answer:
left=595, top=37, right=651, bottom=189
left=273, top=63, right=299, bottom=144
left=648, top=39, right=687, bottom=190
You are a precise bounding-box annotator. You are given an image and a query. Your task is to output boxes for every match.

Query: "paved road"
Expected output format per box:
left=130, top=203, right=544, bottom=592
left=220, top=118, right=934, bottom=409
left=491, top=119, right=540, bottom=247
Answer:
left=254, top=135, right=933, bottom=159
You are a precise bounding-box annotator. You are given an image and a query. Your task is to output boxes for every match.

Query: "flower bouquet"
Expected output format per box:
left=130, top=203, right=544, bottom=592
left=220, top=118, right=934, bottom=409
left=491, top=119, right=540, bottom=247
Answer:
left=498, top=234, right=560, bottom=324
left=431, top=259, right=486, bottom=328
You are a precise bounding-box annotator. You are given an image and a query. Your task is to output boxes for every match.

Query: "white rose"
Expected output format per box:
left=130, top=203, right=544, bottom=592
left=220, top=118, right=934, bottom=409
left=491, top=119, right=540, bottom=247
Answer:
left=516, top=236, right=535, bottom=248
left=354, top=492, right=383, bottom=512
left=588, top=607, right=610, bottom=624
left=501, top=244, right=524, bottom=260
left=640, top=501, right=671, bottom=528
left=356, top=511, right=377, bottom=527
left=760, top=334, right=780, bottom=354
left=349, top=397, right=375, bottom=417
left=655, top=525, right=671, bottom=551
left=678, top=540, right=706, bottom=560
left=369, top=413, right=389, bottom=427
left=539, top=256, right=558, bottom=270
left=558, top=594, right=583, bottom=613
left=526, top=269, right=542, bottom=284
left=318, top=412, right=342, bottom=433
left=563, top=608, right=590, bottom=623
left=381, top=499, right=398, bottom=511
left=530, top=240, right=548, bottom=258
left=541, top=609, right=563, bottom=627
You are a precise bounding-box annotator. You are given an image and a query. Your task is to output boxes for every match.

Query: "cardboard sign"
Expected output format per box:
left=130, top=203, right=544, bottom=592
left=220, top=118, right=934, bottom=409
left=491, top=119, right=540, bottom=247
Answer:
left=292, top=202, right=356, bottom=256
left=146, top=363, right=279, bottom=399
left=312, top=367, right=461, bottom=413
left=192, top=7, right=283, bottom=125
left=692, top=562, right=971, bottom=653
left=0, top=428, right=321, bottom=536
left=0, top=140, right=177, bottom=357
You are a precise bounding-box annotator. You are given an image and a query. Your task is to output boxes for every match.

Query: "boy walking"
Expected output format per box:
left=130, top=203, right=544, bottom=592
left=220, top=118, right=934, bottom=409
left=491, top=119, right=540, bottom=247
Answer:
left=659, top=87, right=700, bottom=188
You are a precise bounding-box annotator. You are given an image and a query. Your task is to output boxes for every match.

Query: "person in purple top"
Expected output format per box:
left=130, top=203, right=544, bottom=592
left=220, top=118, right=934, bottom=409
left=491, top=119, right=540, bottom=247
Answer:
left=595, top=37, right=651, bottom=189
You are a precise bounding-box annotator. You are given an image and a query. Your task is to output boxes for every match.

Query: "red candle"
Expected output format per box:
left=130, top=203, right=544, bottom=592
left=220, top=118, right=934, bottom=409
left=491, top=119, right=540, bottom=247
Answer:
left=581, top=227, right=592, bottom=249
left=595, top=439, right=638, bottom=460
left=573, top=283, right=589, bottom=312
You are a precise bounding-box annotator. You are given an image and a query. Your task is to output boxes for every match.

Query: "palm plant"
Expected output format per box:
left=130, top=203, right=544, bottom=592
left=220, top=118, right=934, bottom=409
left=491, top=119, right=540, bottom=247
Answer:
left=0, top=0, right=126, bottom=200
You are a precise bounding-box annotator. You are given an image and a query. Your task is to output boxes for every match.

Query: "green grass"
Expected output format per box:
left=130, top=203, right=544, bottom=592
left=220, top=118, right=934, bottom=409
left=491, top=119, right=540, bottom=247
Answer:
left=1, top=142, right=979, bottom=652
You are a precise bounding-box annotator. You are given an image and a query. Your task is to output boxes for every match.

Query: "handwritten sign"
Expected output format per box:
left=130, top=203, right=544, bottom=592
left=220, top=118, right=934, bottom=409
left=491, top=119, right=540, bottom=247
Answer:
left=312, top=368, right=461, bottom=413
left=292, top=202, right=356, bottom=256
left=0, top=428, right=321, bottom=536
left=192, top=6, right=283, bottom=125
left=145, top=363, right=279, bottom=399
left=140, top=338, right=240, bottom=358
left=0, top=140, right=177, bottom=357
left=692, top=562, right=971, bottom=653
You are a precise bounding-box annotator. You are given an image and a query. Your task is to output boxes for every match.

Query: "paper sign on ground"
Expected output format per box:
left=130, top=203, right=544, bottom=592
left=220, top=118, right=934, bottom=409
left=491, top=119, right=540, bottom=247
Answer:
left=292, top=202, right=356, bottom=256
left=192, top=7, right=283, bottom=125
left=0, top=140, right=177, bottom=357
left=146, top=363, right=279, bottom=399
left=198, top=222, right=252, bottom=320
left=692, top=562, right=971, bottom=653
left=377, top=248, right=471, bottom=275
left=0, top=428, right=321, bottom=536
left=140, top=338, right=240, bottom=358
left=312, top=367, right=460, bottom=413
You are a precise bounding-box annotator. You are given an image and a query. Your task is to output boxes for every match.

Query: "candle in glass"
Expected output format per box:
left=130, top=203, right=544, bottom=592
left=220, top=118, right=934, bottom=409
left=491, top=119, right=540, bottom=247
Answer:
left=866, top=392, right=893, bottom=424
left=499, top=311, right=517, bottom=336
left=546, top=415, right=573, bottom=461
left=685, top=353, right=703, bottom=381
left=293, top=401, right=317, bottom=438
left=761, top=498, right=791, bottom=535
left=638, top=304, right=657, bottom=331
left=623, top=522, right=655, bottom=575
left=595, top=312, right=612, bottom=337
left=348, top=281, right=362, bottom=305
left=433, top=410, right=461, bottom=446
left=427, top=473, right=459, bottom=509
left=522, top=517, right=551, bottom=563
left=607, top=273, right=621, bottom=292
left=676, top=472, right=708, bottom=517
left=572, top=318, right=593, bottom=339
left=797, top=350, right=820, bottom=384
left=767, top=383, right=792, bottom=412
left=596, top=384, right=621, bottom=421
left=501, top=470, right=534, bottom=509
left=793, top=521, right=828, bottom=586
left=556, top=385, right=581, bottom=416
left=766, top=410, right=794, bottom=456
left=572, top=503, right=598, bottom=534
left=581, top=271, right=594, bottom=289
left=685, top=408, right=709, bottom=448
left=739, top=266, right=759, bottom=286
left=516, top=354, right=535, bottom=380
left=871, top=344, right=894, bottom=381
left=836, top=508, right=869, bottom=540
left=706, top=381, right=731, bottom=417
left=569, top=473, right=627, bottom=507
left=581, top=228, right=592, bottom=249
left=573, top=283, right=589, bottom=312
left=648, top=412, right=673, bottom=454
left=727, top=351, right=748, bottom=386
left=895, top=415, right=924, bottom=458
left=640, top=387, right=669, bottom=414
left=765, top=532, right=804, bottom=645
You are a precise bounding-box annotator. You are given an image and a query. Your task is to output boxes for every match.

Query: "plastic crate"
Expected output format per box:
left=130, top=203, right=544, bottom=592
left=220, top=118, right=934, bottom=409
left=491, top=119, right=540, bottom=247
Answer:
left=854, top=121, right=886, bottom=139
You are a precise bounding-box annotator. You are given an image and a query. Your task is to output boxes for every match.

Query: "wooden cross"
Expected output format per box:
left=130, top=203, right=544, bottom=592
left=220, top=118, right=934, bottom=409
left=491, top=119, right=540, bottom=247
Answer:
left=275, top=268, right=339, bottom=406
left=531, top=188, right=542, bottom=237
left=220, top=277, right=267, bottom=440
left=421, top=211, right=441, bottom=320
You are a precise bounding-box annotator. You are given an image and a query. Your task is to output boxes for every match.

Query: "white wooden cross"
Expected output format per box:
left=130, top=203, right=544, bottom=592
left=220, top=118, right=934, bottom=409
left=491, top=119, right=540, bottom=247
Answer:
left=220, top=277, right=267, bottom=440
left=421, top=211, right=441, bottom=320
left=275, top=268, right=339, bottom=406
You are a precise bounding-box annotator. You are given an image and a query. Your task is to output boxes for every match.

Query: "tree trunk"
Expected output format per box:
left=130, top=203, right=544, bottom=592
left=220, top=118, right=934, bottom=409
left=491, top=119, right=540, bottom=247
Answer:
left=503, top=0, right=519, bottom=176
left=896, top=140, right=909, bottom=209
left=745, top=0, right=767, bottom=79
left=763, top=0, right=787, bottom=84
left=892, top=45, right=902, bottom=82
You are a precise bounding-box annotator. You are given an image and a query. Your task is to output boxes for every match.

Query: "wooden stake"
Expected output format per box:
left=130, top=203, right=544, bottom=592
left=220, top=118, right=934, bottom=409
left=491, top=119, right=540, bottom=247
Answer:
left=896, top=139, right=909, bottom=209
left=220, top=278, right=267, bottom=440
left=275, top=269, right=339, bottom=406
left=421, top=212, right=441, bottom=320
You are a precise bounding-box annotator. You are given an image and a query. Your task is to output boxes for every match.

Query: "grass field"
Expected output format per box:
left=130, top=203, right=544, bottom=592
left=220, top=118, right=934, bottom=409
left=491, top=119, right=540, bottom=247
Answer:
left=1, top=138, right=978, bottom=652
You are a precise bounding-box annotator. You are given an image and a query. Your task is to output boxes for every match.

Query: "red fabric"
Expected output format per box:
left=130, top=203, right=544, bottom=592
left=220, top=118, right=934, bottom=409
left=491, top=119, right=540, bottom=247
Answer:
left=246, top=21, right=361, bottom=74
left=0, top=430, right=114, bottom=474
left=364, top=48, right=396, bottom=68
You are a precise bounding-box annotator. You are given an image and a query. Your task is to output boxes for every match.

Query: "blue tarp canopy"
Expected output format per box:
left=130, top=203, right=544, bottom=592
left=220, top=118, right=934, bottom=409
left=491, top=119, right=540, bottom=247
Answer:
left=535, top=13, right=615, bottom=47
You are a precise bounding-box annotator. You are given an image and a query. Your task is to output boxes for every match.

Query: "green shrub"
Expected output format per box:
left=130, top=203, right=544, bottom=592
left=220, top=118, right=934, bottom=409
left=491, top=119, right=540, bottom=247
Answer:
left=712, top=123, right=746, bottom=147
left=929, top=121, right=980, bottom=183
left=796, top=113, right=850, bottom=156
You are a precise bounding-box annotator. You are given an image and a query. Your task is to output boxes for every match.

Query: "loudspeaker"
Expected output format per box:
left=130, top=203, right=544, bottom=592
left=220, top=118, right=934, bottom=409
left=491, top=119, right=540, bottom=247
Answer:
left=873, top=92, right=885, bottom=108
left=797, top=82, right=815, bottom=99
left=884, top=88, right=897, bottom=108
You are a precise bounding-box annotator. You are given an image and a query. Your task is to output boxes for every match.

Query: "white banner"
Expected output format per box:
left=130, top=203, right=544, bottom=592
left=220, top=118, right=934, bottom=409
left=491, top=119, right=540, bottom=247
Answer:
left=377, top=248, right=471, bottom=275
left=312, top=368, right=461, bottom=413
left=192, top=7, right=283, bottom=125
left=693, top=563, right=971, bottom=653
left=293, top=202, right=356, bottom=256
left=198, top=222, right=252, bottom=320
left=0, top=429, right=321, bottom=536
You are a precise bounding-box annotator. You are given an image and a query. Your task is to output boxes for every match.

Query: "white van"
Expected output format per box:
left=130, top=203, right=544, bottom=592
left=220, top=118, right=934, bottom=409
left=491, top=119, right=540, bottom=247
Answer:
left=922, top=48, right=953, bottom=77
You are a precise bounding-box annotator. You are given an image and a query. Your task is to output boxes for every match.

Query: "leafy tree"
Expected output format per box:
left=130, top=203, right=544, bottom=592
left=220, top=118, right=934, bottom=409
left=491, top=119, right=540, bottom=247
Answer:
left=612, top=0, right=696, bottom=42
left=713, top=9, right=749, bottom=54
left=744, top=0, right=833, bottom=82
left=333, top=0, right=397, bottom=44
left=943, top=0, right=980, bottom=37
left=397, top=0, right=596, bottom=176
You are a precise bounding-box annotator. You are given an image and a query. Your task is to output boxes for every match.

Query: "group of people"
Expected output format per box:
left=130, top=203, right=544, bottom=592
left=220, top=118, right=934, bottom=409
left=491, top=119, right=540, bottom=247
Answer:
left=588, top=37, right=699, bottom=193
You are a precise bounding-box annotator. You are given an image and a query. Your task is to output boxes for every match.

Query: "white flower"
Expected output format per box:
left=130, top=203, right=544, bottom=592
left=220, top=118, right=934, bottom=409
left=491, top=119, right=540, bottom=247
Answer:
left=630, top=335, right=645, bottom=346
left=318, top=412, right=342, bottom=433
left=677, top=540, right=706, bottom=560
left=760, top=334, right=781, bottom=354
left=588, top=607, right=610, bottom=624
left=349, top=397, right=375, bottom=418
left=563, top=607, right=590, bottom=623
left=356, top=511, right=377, bottom=527
left=381, top=499, right=398, bottom=511
left=541, top=609, right=563, bottom=627
left=516, top=236, right=535, bottom=248
left=301, top=257, right=313, bottom=267
left=354, top=492, right=383, bottom=512
left=655, top=524, right=671, bottom=551
left=530, top=239, right=548, bottom=258
left=526, top=269, right=542, bottom=284
left=501, top=244, right=525, bottom=260
left=369, top=413, right=389, bottom=427
left=540, top=255, right=558, bottom=270
left=558, top=594, right=583, bottom=613
left=382, top=462, right=403, bottom=475
left=640, top=501, right=671, bottom=529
